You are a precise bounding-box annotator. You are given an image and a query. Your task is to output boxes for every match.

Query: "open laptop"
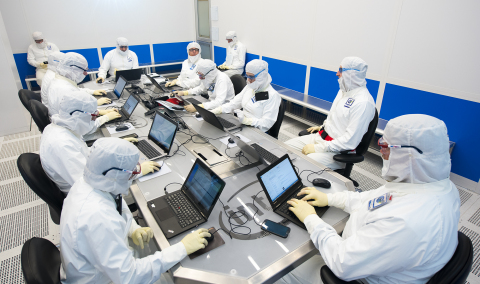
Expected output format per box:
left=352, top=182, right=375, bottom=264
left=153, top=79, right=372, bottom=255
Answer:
left=256, top=154, right=329, bottom=229
left=107, top=94, right=140, bottom=123
left=115, top=68, right=143, bottom=82
left=193, top=104, right=242, bottom=132
left=136, top=111, right=178, bottom=161
left=147, top=158, right=226, bottom=238
left=101, top=75, right=127, bottom=100
left=173, top=93, right=205, bottom=106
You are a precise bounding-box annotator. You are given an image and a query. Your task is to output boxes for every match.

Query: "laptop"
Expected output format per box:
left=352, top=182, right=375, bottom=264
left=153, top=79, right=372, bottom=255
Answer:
left=108, top=94, right=140, bottom=123
left=256, top=154, right=329, bottom=229
left=101, top=75, right=127, bottom=100
left=174, top=93, right=205, bottom=106
left=145, top=74, right=179, bottom=94
left=193, top=104, right=242, bottom=132
left=115, top=68, right=143, bottom=82
left=147, top=158, right=226, bottom=238
left=136, top=111, right=179, bottom=161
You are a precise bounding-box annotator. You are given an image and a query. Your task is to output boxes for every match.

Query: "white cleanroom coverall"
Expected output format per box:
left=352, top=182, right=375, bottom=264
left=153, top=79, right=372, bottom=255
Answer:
left=212, top=59, right=281, bottom=132
left=27, top=31, right=60, bottom=86
left=222, top=31, right=246, bottom=77
left=175, top=42, right=203, bottom=89
left=285, top=57, right=375, bottom=170
left=98, top=37, right=139, bottom=80
left=41, top=51, right=65, bottom=108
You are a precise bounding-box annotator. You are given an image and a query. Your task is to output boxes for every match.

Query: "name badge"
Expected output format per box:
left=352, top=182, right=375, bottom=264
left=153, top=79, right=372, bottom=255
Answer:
left=47, top=45, right=52, bottom=50
left=344, top=98, right=355, bottom=108
left=251, top=96, right=257, bottom=104
left=368, top=193, right=392, bottom=211
left=127, top=56, right=132, bottom=62
left=190, top=64, right=196, bottom=70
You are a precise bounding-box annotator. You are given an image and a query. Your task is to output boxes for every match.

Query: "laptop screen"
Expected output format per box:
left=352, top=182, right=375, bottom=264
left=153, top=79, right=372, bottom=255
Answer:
left=259, top=157, right=299, bottom=202
left=122, top=95, right=139, bottom=116
left=149, top=112, right=177, bottom=152
left=113, top=76, right=127, bottom=97
left=183, top=160, right=225, bottom=216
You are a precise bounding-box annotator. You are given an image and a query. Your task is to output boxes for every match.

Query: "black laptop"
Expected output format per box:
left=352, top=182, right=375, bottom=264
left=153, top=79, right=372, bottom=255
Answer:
left=256, top=154, right=329, bottom=229
left=107, top=94, right=140, bottom=123
left=147, top=158, right=226, bottom=238
left=193, top=104, right=242, bottom=132
left=115, top=68, right=143, bottom=82
left=101, top=75, right=127, bottom=100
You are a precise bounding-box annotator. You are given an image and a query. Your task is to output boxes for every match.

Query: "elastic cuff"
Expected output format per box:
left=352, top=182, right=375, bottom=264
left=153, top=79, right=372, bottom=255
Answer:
left=326, top=193, right=345, bottom=210
left=96, top=116, right=109, bottom=126
left=304, top=214, right=323, bottom=234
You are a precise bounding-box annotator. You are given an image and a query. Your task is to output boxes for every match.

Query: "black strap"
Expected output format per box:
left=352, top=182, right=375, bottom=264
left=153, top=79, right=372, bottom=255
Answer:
left=115, top=194, right=122, bottom=215
left=320, top=127, right=329, bottom=140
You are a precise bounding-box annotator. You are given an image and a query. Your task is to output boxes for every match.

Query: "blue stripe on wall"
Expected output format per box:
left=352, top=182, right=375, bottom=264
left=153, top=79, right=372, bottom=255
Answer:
left=101, top=44, right=152, bottom=64
left=263, top=57, right=307, bottom=93
left=308, top=67, right=380, bottom=103
left=153, top=42, right=189, bottom=62
left=246, top=52, right=259, bottom=65
left=14, top=53, right=36, bottom=89
left=61, top=48, right=100, bottom=68
left=214, top=46, right=226, bottom=66
left=380, top=83, right=480, bottom=181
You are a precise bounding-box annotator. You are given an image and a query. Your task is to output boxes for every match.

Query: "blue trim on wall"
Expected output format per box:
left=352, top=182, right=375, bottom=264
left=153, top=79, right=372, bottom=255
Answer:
left=101, top=44, right=152, bottom=64
left=380, top=83, right=480, bottom=181
left=152, top=42, right=189, bottom=62
left=14, top=53, right=36, bottom=89
left=61, top=48, right=100, bottom=68
left=263, top=57, right=307, bottom=93
left=246, top=53, right=259, bottom=65
left=214, top=46, right=226, bottom=66
left=366, top=79, right=380, bottom=101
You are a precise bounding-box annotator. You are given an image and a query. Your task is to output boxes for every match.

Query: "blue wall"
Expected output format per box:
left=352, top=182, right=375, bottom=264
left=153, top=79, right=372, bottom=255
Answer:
left=101, top=44, right=152, bottom=64
left=61, top=48, right=100, bottom=68
left=14, top=53, right=36, bottom=89
left=263, top=56, right=307, bottom=93
left=380, top=84, right=480, bottom=181
left=152, top=42, right=189, bottom=62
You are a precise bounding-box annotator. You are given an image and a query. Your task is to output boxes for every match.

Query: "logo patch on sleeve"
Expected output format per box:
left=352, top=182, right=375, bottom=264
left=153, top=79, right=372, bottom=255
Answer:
left=344, top=98, right=355, bottom=108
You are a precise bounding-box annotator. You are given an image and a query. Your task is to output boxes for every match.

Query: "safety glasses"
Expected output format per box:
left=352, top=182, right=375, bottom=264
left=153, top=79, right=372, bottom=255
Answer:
left=188, top=48, right=199, bottom=53
left=69, top=110, right=100, bottom=121
left=102, top=163, right=141, bottom=180
left=246, top=69, right=265, bottom=80
left=338, top=67, right=360, bottom=73
left=197, top=68, right=213, bottom=79
left=71, top=65, right=88, bottom=75
left=378, top=137, right=423, bottom=154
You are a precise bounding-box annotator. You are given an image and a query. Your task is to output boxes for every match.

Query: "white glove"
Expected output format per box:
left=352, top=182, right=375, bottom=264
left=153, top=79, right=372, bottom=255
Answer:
left=298, top=187, right=328, bottom=207
left=131, top=227, right=153, bottom=249
left=104, top=111, right=121, bottom=121
left=307, top=126, right=322, bottom=133
left=165, top=79, right=178, bottom=87
left=124, top=137, right=138, bottom=143
left=98, top=108, right=118, bottom=115
left=39, top=62, right=48, bottom=69
left=96, top=77, right=105, bottom=83
left=140, top=161, right=161, bottom=175
left=234, top=109, right=244, bottom=123
left=93, top=90, right=107, bottom=96
left=97, top=98, right=111, bottom=106
left=174, top=90, right=188, bottom=96
left=287, top=199, right=317, bottom=223
left=211, top=107, right=222, bottom=115
left=181, top=228, right=211, bottom=255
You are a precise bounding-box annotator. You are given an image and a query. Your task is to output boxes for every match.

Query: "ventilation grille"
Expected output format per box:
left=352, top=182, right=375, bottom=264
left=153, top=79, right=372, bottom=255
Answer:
left=0, top=203, right=49, bottom=252
left=459, top=188, right=473, bottom=206
left=0, top=255, right=24, bottom=284
left=3, top=127, right=40, bottom=141
left=0, top=137, right=40, bottom=159
left=468, top=209, right=480, bottom=227
left=284, top=124, right=310, bottom=137
left=305, top=109, right=327, bottom=126
left=350, top=170, right=384, bottom=192
left=459, top=226, right=480, bottom=276
left=0, top=180, right=40, bottom=211
left=0, top=159, right=21, bottom=182
left=285, top=102, right=303, bottom=117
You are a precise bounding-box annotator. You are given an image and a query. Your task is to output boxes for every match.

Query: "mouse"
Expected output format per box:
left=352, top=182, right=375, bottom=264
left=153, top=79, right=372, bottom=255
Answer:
left=228, top=138, right=235, bottom=144
left=115, top=125, right=129, bottom=132
left=205, top=227, right=215, bottom=243
left=312, top=178, right=331, bottom=189
left=195, top=113, right=202, bottom=118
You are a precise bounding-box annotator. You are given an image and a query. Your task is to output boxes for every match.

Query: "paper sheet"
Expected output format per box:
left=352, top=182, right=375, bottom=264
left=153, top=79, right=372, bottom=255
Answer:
left=219, top=133, right=251, bottom=147
left=138, top=163, right=171, bottom=182
left=212, top=27, right=219, bottom=42
left=106, top=123, right=135, bottom=134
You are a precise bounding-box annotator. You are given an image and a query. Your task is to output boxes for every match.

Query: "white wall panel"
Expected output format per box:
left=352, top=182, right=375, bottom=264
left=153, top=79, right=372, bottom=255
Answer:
left=0, top=1, right=31, bottom=53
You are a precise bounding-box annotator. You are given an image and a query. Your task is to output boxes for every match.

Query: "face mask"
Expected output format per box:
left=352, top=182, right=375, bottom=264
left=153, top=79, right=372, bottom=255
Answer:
left=247, top=80, right=261, bottom=92
left=36, top=42, right=46, bottom=49
left=117, top=48, right=128, bottom=57
left=228, top=40, right=236, bottom=47
left=338, top=76, right=348, bottom=93
left=73, top=71, right=86, bottom=84
left=74, top=114, right=96, bottom=136
left=188, top=54, right=200, bottom=64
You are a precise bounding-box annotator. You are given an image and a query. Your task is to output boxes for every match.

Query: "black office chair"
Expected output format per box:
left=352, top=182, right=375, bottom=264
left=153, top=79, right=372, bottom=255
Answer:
left=320, top=231, right=473, bottom=284
left=29, top=100, right=50, bottom=132
left=333, top=109, right=378, bottom=187
left=18, top=89, right=41, bottom=112
left=230, top=74, right=246, bottom=95
left=266, top=100, right=286, bottom=139
left=17, top=153, right=65, bottom=224
left=21, top=237, right=61, bottom=284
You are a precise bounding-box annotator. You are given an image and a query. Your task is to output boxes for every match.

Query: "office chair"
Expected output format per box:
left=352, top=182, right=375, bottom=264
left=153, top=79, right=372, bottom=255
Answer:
left=266, top=100, right=286, bottom=139
left=17, top=153, right=65, bottom=224
left=21, top=237, right=61, bottom=284
left=333, top=109, right=378, bottom=187
left=29, top=100, right=50, bottom=132
left=320, top=231, right=473, bottom=284
left=230, top=74, right=246, bottom=95
left=18, top=89, right=41, bottom=112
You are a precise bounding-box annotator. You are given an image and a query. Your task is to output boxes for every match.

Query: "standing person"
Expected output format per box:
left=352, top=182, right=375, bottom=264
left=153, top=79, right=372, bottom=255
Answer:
left=218, top=31, right=246, bottom=77
left=27, top=31, right=60, bottom=86
left=96, top=37, right=139, bottom=83
left=165, top=42, right=203, bottom=89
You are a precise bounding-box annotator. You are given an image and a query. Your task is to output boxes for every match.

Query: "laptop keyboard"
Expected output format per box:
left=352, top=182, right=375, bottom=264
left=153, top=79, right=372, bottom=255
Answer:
left=166, top=191, right=203, bottom=228
left=277, top=188, right=307, bottom=218
left=250, top=143, right=278, bottom=164
left=136, top=140, right=162, bottom=159
left=217, top=117, right=236, bottom=129
left=185, top=98, right=202, bottom=105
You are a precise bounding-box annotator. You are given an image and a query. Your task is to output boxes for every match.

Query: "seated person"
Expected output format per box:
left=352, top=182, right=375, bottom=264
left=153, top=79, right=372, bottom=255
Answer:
left=218, top=31, right=246, bottom=77
left=173, top=59, right=235, bottom=113
left=165, top=42, right=203, bottom=89
left=211, top=59, right=281, bottom=132
left=283, top=114, right=460, bottom=283
left=60, top=137, right=211, bottom=283
left=96, top=37, right=139, bottom=83
left=27, top=31, right=60, bottom=86
left=41, top=51, right=65, bottom=109
left=47, top=52, right=110, bottom=117
left=285, top=57, right=375, bottom=170
left=40, top=91, right=156, bottom=194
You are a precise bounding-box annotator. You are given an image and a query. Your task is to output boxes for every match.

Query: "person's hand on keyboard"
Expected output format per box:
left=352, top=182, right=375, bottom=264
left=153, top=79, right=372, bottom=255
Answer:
left=97, top=97, right=111, bottom=106
left=287, top=199, right=316, bottom=223
left=98, top=108, right=118, bottom=115
left=93, top=90, right=107, bottom=96
left=140, top=161, right=161, bottom=175
left=104, top=111, right=121, bottom=121
left=174, top=90, right=188, bottom=96
left=298, top=187, right=328, bottom=207
left=123, top=137, right=138, bottom=144
left=185, top=104, right=201, bottom=113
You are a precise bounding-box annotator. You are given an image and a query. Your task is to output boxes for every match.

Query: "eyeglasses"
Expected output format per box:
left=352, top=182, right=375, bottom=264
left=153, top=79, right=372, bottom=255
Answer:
left=71, top=64, right=88, bottom=75
left=69, top=110, right=100, bottom=121
left=189, top=48, right=199, bottom=52
left=102, top=163, right=141, bottom=180
left=378, top=137, right=423, bottom=154
left=246, top=69, right=265, bottom=80
left=338, top=67, right=360, bottom=73
left=197, top=68, right=213, bottom=79
left=119, top=46, right=128, bottom=49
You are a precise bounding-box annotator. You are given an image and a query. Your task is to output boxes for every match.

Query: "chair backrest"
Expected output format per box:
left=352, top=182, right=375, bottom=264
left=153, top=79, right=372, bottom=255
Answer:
left=21, top=237, right=61, bottom=284
left=18, top=89, right=41, bottom=112
left=17, top=153, right=65, bottom=224
left=230, top=74, right=246, bottom=95
left=266, top=100, right=286, bottom=139
left=29, top=100, right=50, bottom=132
left=427, top=231, right=473, bottom=284
left=355, top=108, right=378, bottom=156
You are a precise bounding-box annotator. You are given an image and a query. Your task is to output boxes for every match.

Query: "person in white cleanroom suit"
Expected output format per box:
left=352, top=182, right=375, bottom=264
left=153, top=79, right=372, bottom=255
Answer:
left=285, top=57, right=376, bottom=170
left=47, top=52, right=111, bottom=117
left=96, top=37, right=139, bottom=83
left=211, top=59, right=281, bottom=133
left=40, top=51, right=65, bottom=109
left=60, top=137, right=211, bottom=284
left=218, top=31, right=246, bottom=77
left=281, top=114, right=460, bottom=284
left=40, top=91, right=147, bottom=194
left=165, top=42, right=203, bottom=89
left=174, top=59, right=235, bottom=113
left=27, top=31, right=60, bottom=86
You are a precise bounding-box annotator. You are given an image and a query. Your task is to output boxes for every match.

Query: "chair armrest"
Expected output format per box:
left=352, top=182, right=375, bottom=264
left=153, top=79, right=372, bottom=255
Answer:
left=320, top=265, right=354, bottom=284
left=333, top=154, right=364, bottom=164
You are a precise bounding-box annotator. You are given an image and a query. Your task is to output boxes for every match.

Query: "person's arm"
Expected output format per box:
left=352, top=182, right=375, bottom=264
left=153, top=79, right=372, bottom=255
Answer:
left=51, top=43, right=60, bottom=52
left=175, top=61, right=188, bottom=86
left=231, top=44, right=246, bottom=70
left=98, top=52, right=112, bottom=79
left=247, top=92, right=281, bottom=132
left=132, top=52, right=139, bottom=69
left=187, top=82, right=206, bottom=96
left=49, top=142, right=87, bottom=187
left=202, top=77, right=230, bottom=110
left=27, top=46, right=39, bottom=68
left=217, top=86, right=246, bottom=114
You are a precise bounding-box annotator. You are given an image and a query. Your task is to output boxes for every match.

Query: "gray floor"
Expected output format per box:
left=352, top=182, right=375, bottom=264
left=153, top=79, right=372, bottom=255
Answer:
left=1, top=117, right=479, bottom=283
